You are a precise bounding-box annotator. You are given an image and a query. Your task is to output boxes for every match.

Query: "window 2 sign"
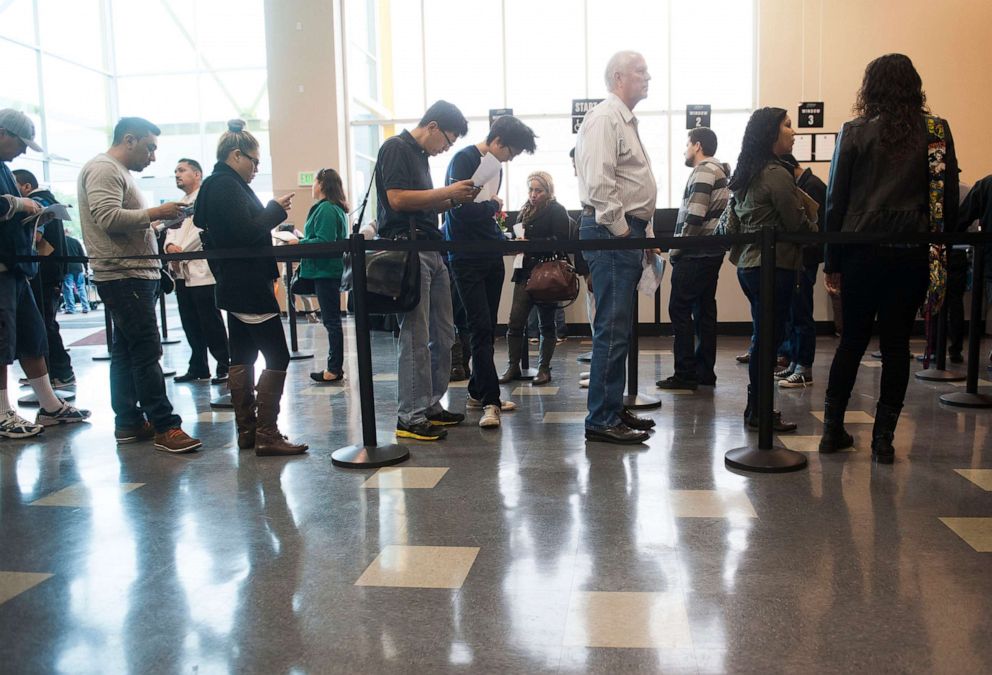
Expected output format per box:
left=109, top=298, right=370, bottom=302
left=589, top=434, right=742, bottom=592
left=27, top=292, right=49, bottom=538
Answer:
left=686, top=105, right=711, bottom=130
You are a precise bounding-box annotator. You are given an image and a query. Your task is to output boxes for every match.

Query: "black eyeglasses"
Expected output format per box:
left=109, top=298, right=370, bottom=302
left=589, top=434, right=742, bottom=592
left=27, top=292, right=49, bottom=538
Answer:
left=240, top=150, right=260, bottom=168
left=441, top=129, right=457, bottom=149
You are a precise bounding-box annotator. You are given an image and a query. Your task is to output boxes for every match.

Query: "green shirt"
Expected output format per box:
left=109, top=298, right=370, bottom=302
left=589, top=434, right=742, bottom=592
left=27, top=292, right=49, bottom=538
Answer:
left=299, top=200, right=348, bottom=279
left=730, top=162, right=815, bottom=270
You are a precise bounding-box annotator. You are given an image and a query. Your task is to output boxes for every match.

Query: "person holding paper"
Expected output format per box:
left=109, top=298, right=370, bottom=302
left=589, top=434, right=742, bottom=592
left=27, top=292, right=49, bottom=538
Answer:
left=375, top=100, right=477, bottom=442
left=13, top=168, right=76, bottom=388
left=444, top=115, right=536, bottom=429
left=501, top=171, right=572, bottom=387
left=656, top=127, right=729, bottom=392
left=0, top=108, right=90, bottom=439
left=575, top=51, right=659, bottom=444
left=164, top=158, right=231, bottom=385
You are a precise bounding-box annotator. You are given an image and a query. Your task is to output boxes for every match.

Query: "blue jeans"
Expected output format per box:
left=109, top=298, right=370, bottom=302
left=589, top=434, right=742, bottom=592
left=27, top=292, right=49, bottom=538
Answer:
left=783, top=264, right=818, bottom=368
left=580, top=214, right=646, bottom=430
left=737, top=267, right=796, bottom=396
left=526, top=305, right=566, bottom=339
left=397, top=252, right=454, bottom=426
left=314, top=277, right=344, bottom=376
left=62, top=271, right=89, bottom=312
left=97, top=278, right=181, bottom=433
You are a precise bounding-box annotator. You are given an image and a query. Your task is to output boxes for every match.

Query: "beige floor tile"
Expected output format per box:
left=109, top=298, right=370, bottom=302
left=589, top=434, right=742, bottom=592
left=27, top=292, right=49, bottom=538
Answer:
left=810, top=410, right=874, bottom=424
left=543, top=412, right=587, bottom=423
left=447, top=380, right=469, bottom=388
left=953, top=469, right=992, bottom=492
left=939, top=518, right=992, bottom=552
left=355, top=545, right=480, bottom=588
left=362, top=467, right=449, bottom=489
left=563, top=591, right=692, bottom=649
left=301, top=386, right=347, bottom=397
left=655, top=388, right=695, bottom=395
left=668, top=490, right=757, bottom=518
left=196, top=411, right=235, bottom=423
left=373, top=373, right=398, bottom=382
left=949, top=379, right=992, bottom=388
left=640, top=349, right=673, bottom=355
left=511, top=386, right=560, bottom=396
left=778, top=435, right=858, bottom=453
left=0, top=572, right=53, bottom=605
left=860, top=361, right=883, bottom=368
left=31, top=483, right=145, bottom=507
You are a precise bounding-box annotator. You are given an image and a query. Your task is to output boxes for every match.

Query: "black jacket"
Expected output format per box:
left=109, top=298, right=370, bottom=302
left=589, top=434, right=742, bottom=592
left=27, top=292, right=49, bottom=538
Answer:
left=193, top=162, right=286, bottom=314
left=824, top=115, right=959, bottom=273
left=30, top=189, right=68, bottom=283
left=64, top=235, right=87, bottom=275
left=510, top=201, right=573, bottom=283
left=795, top=169, right=826, bottom=267
left=959, top=176, right=992, bottom=282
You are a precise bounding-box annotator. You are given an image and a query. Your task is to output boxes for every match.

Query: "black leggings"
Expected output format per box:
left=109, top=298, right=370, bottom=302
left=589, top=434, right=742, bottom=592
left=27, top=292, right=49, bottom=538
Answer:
left=825, top=246, right=929, bottom=408
left=227, top=314, right=290, bottom=371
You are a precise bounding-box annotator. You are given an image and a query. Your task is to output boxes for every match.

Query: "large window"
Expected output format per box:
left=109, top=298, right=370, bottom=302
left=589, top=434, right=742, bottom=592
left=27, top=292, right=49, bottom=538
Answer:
left=344, top=0, right=755, bottom=213
left=0, top=0, right=271, bottom=235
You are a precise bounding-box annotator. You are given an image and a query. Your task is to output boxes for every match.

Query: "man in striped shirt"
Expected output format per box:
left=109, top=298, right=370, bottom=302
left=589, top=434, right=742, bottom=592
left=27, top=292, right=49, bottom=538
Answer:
left=657, top=127, right=729, bottom=391
left=575, top=51, right=658, bottom=444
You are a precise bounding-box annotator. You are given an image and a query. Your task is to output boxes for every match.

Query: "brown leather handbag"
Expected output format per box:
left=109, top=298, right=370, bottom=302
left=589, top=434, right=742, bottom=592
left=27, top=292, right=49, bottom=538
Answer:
left=525, top=254, right=580, bottom=306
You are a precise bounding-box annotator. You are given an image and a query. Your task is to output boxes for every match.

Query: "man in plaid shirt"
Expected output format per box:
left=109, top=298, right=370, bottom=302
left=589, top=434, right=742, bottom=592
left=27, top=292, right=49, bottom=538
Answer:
left=658, top=127, right=730, bottom=391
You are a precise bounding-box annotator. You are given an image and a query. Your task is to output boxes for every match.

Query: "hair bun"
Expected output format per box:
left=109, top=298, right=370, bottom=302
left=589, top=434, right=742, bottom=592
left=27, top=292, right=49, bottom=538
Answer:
left=227, top=118, right=246, bottom=133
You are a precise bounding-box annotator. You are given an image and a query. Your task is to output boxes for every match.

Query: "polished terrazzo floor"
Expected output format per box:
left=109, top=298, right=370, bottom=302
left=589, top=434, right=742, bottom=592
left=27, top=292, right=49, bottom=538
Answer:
left=1, top=305, right=991, bottom=674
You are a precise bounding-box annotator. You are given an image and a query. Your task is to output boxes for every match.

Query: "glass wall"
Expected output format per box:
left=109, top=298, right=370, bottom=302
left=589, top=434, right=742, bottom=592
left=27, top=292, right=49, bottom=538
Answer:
left=0, top=0, right=271, bottom=235
left=345, top=0, right=755, bottom=213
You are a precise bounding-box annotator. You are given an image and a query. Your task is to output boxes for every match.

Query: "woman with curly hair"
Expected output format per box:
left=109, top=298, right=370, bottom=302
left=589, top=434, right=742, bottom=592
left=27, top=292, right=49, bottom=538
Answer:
left=819, top=54, right=958, bottom=464
left=729, top=107, right=816, bottom=433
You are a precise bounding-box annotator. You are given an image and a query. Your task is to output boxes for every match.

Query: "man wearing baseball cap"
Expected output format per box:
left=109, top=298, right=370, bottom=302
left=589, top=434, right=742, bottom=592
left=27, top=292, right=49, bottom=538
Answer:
left=0, top=108, right=91, bottom=439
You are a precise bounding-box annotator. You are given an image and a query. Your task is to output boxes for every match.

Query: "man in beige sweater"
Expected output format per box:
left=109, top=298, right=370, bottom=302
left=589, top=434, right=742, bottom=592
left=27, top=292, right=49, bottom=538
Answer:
left=79, top=117, right=200, bottom=453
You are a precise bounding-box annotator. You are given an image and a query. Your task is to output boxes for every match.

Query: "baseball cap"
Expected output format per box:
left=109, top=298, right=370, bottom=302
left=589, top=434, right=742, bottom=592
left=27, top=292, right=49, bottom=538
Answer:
left=0, top=109, right=43, bottom=152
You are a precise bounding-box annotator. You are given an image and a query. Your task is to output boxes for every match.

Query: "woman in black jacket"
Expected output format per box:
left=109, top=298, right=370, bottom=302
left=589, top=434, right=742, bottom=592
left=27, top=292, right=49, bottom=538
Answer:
left=499, top=171, right=572, bottom=386
left=194, top=119, right=307, bottom=457
left=819, top=54, right=959, bottom=464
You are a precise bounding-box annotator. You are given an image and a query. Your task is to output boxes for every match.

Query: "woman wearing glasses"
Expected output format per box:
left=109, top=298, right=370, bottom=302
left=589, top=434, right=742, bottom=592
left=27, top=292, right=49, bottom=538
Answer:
left=194, top=118, right=307, bottom=456
left=299, top=167, right=350, bottom=384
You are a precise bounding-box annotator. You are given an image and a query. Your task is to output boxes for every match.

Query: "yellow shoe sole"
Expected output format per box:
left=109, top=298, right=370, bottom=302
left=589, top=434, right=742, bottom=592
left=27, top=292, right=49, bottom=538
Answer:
left=395, top=428, right=445, bottom=441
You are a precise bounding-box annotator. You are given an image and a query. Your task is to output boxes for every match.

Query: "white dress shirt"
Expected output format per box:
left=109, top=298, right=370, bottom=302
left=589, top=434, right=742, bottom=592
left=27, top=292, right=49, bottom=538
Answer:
left=164, top=188, right=215, bottom=287
left=575, top=93, right=658, bottom=236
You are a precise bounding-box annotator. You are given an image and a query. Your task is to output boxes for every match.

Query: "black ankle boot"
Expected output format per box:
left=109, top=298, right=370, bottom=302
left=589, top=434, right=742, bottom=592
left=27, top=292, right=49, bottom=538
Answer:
left=871, top=402, right=902, bottom=464
left=745, top=385, right=798, bottom=432
left=743, top=385, right=753, bottom=423
left=819, top=396, right=854, bottom=453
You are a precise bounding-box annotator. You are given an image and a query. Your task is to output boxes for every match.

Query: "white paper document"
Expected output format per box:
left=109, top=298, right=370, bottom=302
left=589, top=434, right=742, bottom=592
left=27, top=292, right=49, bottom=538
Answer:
left=512, top=253, right=524, bottom=269
left=637, top=253, right=666, bottom=296
left=792, top=134, right=813, bottom=163
left=815, top=133, right=837, bottom=162
left=23, top=202, right=72, bottom=224
left=470, top=153, right=502, bottom=202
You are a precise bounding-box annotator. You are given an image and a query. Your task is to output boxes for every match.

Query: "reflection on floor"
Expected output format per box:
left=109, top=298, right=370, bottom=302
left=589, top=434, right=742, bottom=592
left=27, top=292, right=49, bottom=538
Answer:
left=1, top=312, right=991, bottom=673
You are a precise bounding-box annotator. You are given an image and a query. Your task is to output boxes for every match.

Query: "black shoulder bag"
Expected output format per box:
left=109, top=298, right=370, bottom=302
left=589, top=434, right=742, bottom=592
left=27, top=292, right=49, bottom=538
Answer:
left=340, top=167, right=422, bottom=314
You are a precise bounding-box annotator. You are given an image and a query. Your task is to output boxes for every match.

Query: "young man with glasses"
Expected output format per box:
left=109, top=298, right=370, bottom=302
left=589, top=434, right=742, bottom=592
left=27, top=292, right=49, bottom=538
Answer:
left=444, top=115, right=536, bottom=429
left=374, top=100, right=479, bottom=441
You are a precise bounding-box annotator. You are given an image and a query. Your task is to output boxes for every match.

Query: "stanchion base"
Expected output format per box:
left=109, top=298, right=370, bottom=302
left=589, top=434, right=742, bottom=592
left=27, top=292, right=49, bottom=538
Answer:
left=210, top=394, right=234, bottom=410
left=914, top=368, right=966, bottom=382
left=332, top=443, right=410, bottom=469
left=289, top=352, right=314, bottom=361
left=92, top=353, right=112, bottom=361
left=725, top=445, right=808, bottom=473
left=18, top=390, right=76, bottom=407
left=576, top=352, right=592, bottom=363
left=940, top=391, right=992, bottom=409
left=623, top=393, right=661, bottom=410
left=516, top=368, right=538, bottom=380
left=161, top=338, right=181, bottom=345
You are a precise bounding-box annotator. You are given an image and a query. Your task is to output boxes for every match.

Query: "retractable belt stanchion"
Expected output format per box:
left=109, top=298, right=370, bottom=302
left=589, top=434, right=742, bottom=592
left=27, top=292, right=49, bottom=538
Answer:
left=332, top=234, right=410, bottom=468
left=623, top=290, right=660, bottom=410
left=517, top=333, right=538, bottom=380
left=92, top=308, right=113, bottom=361
left=159, top=293, right=180, bottom=345
left=941, top=242, right=992, bottom=408
left=284, top=260, right=313, bottom=361
left=915, top=297, right=965, bottom=382
left=726, top=227, right=807, bottom=473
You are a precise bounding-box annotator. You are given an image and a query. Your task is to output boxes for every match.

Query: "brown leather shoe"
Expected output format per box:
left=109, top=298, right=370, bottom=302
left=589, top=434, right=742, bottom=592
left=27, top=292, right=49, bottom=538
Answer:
left=531, top=367, right=551, bottom=386
left=115, top=420, right=154, bottom=444
left=254, top=369, right=308, bottom=456
left=154, top=428, right=202, bottom=453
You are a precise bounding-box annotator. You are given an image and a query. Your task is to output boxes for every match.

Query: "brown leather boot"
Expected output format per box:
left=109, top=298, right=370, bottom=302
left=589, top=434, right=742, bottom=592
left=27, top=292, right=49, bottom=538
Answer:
left=254, top=369, right=308, bottom=456
left=227, top=364, right=256, bottom=449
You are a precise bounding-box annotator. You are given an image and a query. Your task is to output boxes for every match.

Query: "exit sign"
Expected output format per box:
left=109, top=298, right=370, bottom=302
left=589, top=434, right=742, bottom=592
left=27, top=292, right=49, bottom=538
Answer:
left=298, top=171, right=315, bottom=186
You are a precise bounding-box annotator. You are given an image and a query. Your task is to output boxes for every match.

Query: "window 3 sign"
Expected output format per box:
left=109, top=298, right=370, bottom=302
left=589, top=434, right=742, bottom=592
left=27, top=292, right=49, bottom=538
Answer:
left=798, top=102, right=824, bottom=128
left=686, top=105, right=711, bottom=130
left=572, top=99, right=604, bottom=133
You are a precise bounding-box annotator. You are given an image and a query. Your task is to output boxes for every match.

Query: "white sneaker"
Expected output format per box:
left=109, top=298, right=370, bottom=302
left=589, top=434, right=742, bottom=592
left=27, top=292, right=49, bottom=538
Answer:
left=778, top=372, right=813, bottom=388
left=479, top=404, right=501, bottom=428
left=580, top=378, right=590, bottom=389
left=0, top=410, right=44, bottom=439
left=579, top=371, right=590, bottom=379
left=36, top=400, right=92, bottom=426
left=467, top=396, right=517, bottom=411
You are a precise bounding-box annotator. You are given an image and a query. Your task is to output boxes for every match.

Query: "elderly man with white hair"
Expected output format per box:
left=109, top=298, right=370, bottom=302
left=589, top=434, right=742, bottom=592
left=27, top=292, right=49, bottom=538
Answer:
left=574, top=51, right=658, bottom=444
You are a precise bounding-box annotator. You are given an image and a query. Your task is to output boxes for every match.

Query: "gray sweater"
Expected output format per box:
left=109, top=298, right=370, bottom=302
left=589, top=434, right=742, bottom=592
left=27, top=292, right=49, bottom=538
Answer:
left=78, top=153, right=158, bottom=282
